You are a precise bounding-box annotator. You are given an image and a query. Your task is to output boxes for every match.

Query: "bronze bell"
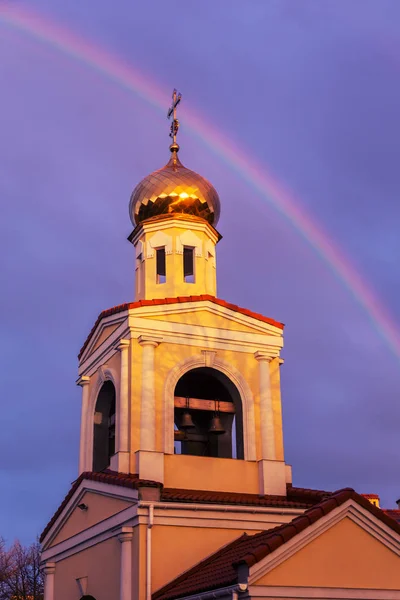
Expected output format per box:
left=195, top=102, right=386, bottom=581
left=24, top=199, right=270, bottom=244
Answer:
left=180, top=397, right=195, bottom=430
left=180, top=411, right=195, bottom=430
left=208, top=414, right=225, bottom=435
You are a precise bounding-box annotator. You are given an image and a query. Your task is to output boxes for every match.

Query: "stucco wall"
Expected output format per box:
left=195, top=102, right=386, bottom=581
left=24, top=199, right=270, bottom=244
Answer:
left=135, top=220, right=218, bottom=301
left=51, top=492, right=133, bottom=546
left=151, top=525, right=258, bottom=593
left=164, top=454, right=259, bottom=493
left=53, top=537, right=120, bottom=600
left=256, top=517, right=400, bottom=589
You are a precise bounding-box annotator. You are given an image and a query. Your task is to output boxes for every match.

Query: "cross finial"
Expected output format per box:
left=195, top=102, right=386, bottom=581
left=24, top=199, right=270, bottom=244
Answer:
left=167, top=89, right=182, bottom=151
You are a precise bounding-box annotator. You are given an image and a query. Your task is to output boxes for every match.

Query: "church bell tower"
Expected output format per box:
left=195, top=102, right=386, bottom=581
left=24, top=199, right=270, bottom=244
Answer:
left=76, top=90, right=290, bottom=497
left=40, top=91, right=400, bottom=600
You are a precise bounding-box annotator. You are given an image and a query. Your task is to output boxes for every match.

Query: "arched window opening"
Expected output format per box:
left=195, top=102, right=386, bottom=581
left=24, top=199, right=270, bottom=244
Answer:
left=156, top=247, right=166, bottom=283
left=93, top=381, right=116, bottom=472
left=174, top=367, right=244, bottom=459
left=183, top=246, right=195, bottom=283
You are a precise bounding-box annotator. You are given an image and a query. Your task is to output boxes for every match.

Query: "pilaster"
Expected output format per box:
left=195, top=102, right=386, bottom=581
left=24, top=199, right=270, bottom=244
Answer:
left=118, top=527, right=134, bottom=600
left=77, top=376, right=90, bottom=474
left=254, top=352, right=275, bottom=460
left=112, top=339, right=130, bottom=473
left=43, top=562, right=56, bottom=600
left=138, top=335, right=162, bottom=451
left=136, top=335, right=164, bottom=483
left=254, top=351, right=286, bottom=496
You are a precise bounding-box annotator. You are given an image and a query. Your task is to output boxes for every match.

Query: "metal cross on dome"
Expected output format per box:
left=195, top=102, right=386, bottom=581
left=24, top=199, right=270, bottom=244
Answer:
left=167, top=89, right=182, bottom=146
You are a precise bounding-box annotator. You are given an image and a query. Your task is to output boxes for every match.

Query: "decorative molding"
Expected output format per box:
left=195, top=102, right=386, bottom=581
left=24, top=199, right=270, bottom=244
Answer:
left=205, top=238, right=216, bottom=268
left=79, top=321, right=131, bottom=375
left=41, top=493, right=299, bottom=561
left=130, top=315, right=282, bottom=356
left=130, top=301, right=283, bottom=337
left=118, top=526, right=134, bottom=543
left=162, top=353, right=256, bottom=459
left=205, top=238, right=215, bottom=257
left=135, top=239, right=144, bottom=260
left=41, top=479, right=139, bottom=551
left=43, top=562, right=56, bottom=575
left=248, top=499, right=400, bottom=584
left=76, top=375, right=90, bottom=387
left=130, top=216, right=219, bottom=246
left=137, top=334, right=163, bottom=348
left=42, top=509, right=139, bottom=563
left=146, top=231, right=173, bottom=257
left=254, top=351, right=272, bottom=362
left=97, top=364, right=109, bottom=386
left=201, top=349, right=216, bottom=367
left=176, top=229, right=203, bottom=256
left=79, top=297, right=283, bottom=374
left=117, top=339, right=130, bottom=352
left=79, top=314, right=129, bottom=365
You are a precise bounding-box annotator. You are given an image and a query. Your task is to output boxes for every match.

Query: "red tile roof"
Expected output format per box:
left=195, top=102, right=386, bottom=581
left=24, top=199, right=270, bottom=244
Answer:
left=153, top=488, right=400, bottom=600
left=362, top=493, right=380, bottom=499
left=40, top=470, right=160, bottom=543
left=384, top=509, right=400, bottom=524
left=78, top=295, right=284, bottom=359
left=161, top=485, right=329, bottom=509
left=40, top=472, right=324, bottom=544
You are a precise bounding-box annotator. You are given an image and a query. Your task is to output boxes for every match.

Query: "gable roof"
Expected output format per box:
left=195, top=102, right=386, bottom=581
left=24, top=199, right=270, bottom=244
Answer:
left=39, top=470, right=160, bottom=543
left=78, top=295, right=284, bottom=359
left=40, top=472, right=325, bottom=544
left=153, top=488, right=400, bottom=600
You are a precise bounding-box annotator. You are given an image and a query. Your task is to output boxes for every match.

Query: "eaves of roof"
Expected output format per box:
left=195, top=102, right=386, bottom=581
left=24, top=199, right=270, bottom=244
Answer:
left=40, top=474, right=322, bottom=545
left=78, top=295, right=284, bottom=360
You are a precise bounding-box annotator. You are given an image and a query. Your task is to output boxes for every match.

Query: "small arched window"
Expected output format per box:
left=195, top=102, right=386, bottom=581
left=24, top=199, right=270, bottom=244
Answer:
left=93, top=381, right=116, bottom=472
left=156, top=247, right=166, bottom=283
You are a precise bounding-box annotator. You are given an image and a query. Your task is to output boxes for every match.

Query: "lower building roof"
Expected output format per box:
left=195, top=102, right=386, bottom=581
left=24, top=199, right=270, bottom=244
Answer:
left=152, top=488, right=400, bottom=600
left=40, top=471, right=326, bottom=543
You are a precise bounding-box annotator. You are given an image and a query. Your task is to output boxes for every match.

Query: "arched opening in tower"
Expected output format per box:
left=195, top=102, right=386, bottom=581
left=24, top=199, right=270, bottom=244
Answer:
left=93, top=381, right=116, bottom=472
left=173, top=367, right=244, bottom=459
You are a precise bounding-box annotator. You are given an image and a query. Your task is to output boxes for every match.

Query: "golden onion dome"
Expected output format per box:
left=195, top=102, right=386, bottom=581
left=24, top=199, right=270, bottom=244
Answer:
left=129, top=147, right=220, bottom=227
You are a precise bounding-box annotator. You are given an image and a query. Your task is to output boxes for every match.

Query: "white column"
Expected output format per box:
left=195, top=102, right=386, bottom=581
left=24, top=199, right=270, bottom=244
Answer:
left=138, top=336, right=161, bottom=451
left=118, top=527, right=133, bottom=600
left=254, top=352, right=275, bottom=460
left=43, top=562, right=56, bottom=600
left=77, top=376, right=90, bottom=474
left=117, top=340, right=130, bottom=471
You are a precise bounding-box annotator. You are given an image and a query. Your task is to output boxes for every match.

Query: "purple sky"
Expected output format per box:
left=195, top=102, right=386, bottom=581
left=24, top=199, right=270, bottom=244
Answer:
left=1, top=0, right=400, bottom=544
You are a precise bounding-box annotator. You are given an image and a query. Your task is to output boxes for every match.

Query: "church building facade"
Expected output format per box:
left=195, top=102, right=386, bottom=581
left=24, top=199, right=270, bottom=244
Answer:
left=40, top=93, right=400, bottom=600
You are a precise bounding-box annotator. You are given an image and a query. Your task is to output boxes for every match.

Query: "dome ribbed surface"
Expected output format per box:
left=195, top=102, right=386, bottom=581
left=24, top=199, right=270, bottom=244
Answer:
left=129, top=151, right=220, bottom=226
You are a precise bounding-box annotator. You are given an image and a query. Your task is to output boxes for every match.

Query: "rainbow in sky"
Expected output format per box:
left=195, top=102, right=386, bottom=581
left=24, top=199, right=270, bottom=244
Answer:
left=1, top=4, right=400, bottom=361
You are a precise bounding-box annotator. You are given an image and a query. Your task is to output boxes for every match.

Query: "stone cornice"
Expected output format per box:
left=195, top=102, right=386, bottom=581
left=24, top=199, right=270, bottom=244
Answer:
left=128, top=213, right=221, bottom=246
